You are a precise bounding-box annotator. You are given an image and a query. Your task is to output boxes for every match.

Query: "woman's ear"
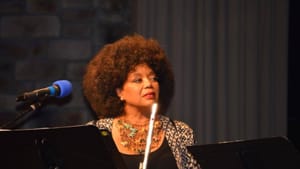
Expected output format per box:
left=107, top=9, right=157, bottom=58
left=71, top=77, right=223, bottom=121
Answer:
left=116, top=88, right=123, bottom=100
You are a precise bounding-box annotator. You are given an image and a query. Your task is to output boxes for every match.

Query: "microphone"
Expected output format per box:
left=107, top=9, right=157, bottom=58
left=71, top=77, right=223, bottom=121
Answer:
left=16, top=80, right=72, bottom=102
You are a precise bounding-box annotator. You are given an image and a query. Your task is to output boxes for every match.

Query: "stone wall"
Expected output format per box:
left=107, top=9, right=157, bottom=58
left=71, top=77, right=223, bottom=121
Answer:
left=0, top=0, right=133, bottom=128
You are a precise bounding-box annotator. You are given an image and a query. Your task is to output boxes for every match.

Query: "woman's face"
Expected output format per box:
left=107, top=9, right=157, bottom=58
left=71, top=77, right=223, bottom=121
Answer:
left=116, top=64, right=160, bottom=111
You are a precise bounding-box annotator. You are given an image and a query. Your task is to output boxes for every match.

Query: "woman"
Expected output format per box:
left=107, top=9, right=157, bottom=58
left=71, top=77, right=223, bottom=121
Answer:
left=83, top=34, right=200, bottom=169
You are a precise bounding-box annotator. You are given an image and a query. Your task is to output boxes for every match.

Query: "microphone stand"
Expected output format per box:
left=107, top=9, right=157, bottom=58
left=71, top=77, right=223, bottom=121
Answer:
left=0, top=99, right=44, bottom=129
left=139, top=103, right=158, bottom=169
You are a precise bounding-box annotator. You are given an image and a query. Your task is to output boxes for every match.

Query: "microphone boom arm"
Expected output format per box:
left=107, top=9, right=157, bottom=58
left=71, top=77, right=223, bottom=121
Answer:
left=0, top=101, right=43, bottom=129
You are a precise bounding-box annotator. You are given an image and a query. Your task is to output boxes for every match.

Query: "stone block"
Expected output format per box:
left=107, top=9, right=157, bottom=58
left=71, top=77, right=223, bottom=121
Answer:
left=48, top=40, right=92, bottom=60
left=0, top=79, right=17, bottom=94
left=0, top=40, right=48, bottom=60
left=0, top=16, right=60, bottom=37
left=61, top=9, right=96, bottom=22
left=62, top=0, right=93, bottom=8
left=0, top=63, right=16, bottom=93
left=66, top=62, right=87, bottom=80
left=15, top=61, right=65, bottom=80
left=62, top=23, right=92, bottom=38
left=0, top=94, right=16, bottom=112
left=0, top=0, right=24, bottom=13
left=0, top=41, right=29, bottom=60
left=27, top=0, right=59, bottom=13
left=0, top=63, right=13, bottom=77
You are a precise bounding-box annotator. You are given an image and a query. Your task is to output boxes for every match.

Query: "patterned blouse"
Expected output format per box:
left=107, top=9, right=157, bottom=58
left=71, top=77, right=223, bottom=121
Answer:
left=88, top=115, right=201, bottom=169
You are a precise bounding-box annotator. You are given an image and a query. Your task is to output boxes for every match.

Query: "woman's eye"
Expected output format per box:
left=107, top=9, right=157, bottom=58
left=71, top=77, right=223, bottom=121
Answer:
left=150, top=76, right=158, bottom=82
left=133, top=78, right=142, bottom=83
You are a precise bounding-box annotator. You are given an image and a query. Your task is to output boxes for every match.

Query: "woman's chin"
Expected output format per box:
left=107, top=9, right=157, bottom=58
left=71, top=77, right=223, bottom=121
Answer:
left=144, top=100, right=157, bottom=106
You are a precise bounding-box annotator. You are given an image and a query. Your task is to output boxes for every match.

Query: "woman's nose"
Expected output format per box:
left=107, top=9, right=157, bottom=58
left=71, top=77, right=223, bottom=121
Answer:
left=144, top=78, right=153, bottom=88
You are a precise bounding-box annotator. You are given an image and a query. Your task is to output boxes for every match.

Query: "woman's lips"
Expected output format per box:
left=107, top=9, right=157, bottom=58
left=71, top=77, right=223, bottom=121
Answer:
left=143, top=92, right=155, bottom=99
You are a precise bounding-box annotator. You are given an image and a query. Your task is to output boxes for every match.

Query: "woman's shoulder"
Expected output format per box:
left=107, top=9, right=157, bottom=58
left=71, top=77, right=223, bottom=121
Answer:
left=86, top=118, right=114, bottom=131
left=160, top=115, right=193, bottom=131
left=173, top=120, right=192, bottom=130
left=160, top=115, right=196, bottom=145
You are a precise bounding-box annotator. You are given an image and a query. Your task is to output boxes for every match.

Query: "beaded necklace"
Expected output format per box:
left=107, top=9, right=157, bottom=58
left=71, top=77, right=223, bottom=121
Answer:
left=116, top=119, right=163, bottom=154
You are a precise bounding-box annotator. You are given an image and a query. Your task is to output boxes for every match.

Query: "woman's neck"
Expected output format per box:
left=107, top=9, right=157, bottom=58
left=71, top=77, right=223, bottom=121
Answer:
left=120, top=106, right=151, bottom=125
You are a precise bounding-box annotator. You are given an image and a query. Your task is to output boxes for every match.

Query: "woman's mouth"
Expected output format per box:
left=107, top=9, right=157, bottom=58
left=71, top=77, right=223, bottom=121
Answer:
left=143, top=92, right=155, bottom=99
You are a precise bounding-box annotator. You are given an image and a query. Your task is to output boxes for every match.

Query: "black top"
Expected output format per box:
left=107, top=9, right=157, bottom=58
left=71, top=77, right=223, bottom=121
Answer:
left=121, top=138, right=178, bottom=169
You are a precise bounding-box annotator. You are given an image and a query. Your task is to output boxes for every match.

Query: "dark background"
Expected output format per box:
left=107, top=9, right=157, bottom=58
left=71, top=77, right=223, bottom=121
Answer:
left=0, top=0, right=298, bottom=150
left=288, top=0, right=300, bottom=150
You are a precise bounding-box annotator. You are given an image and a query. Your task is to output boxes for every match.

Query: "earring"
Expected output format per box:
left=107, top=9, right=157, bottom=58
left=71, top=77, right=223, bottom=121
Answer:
left=120, top=96, right=124, bottom=101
